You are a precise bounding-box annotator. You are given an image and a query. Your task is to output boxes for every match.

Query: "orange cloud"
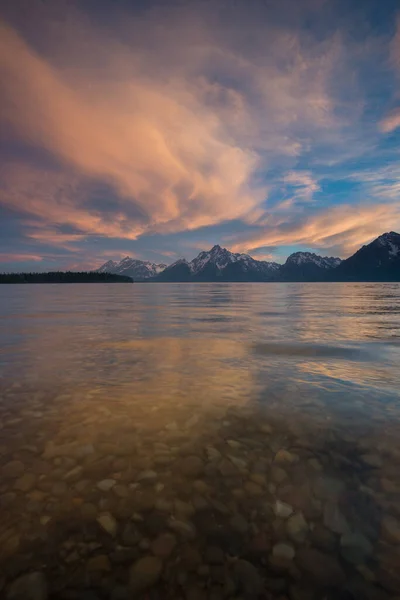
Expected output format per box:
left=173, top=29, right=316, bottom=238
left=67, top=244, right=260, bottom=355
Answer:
left=0, top=253, right=43, bottom=263
left=230, top=202, right=400, bottom=256
left=0, top=8, right=355, bottom=244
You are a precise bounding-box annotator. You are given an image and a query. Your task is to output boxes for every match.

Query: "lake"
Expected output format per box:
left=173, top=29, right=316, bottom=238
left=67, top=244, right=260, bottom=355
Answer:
left=1, top=282, right=400, bottom=599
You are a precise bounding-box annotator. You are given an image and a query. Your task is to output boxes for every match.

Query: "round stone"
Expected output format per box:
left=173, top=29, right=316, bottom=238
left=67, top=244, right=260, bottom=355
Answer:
left=272, top=542, right=296, bottom=561
left=274, top=449, right=298, bottom=464
left=340, top=532, right=373, bottom=564
left=14, top=473, right=36, bottom=492
left=129, top=556, right=163, bottom=593
left=274, top=500, right=293, bottom=518
left=96, top=479, right=116, bottom=492
left=97, top=513, right=117, bottom=537
left=86, top=554, right=111, bottom=572
left=270, top=466, right=287, bottom=484
left=286, top=513, right=309, bottom=543
left=296, top=548, right=345, bottom=586
left=323, top=503, right=349, bottom=535
left=151, top=533, right=177, bottom=558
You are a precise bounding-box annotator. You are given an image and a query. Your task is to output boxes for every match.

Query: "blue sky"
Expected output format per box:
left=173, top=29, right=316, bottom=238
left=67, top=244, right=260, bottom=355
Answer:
left=1, top=0, right=400, bottom=270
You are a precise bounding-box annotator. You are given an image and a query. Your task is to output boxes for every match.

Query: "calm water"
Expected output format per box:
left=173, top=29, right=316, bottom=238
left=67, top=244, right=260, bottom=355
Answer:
left=1, top=283, right=400, bottom=599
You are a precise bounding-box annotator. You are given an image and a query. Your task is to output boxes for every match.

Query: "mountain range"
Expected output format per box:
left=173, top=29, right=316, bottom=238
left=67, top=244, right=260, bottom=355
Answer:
left=97, top=231, right=400, bottom=282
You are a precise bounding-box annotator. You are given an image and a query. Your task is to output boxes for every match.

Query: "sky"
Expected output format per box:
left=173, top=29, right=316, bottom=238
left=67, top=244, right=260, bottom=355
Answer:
left=1, top=0, right=400, bottom=271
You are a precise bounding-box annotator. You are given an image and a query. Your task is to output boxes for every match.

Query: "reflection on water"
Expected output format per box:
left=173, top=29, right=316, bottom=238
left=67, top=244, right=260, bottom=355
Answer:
left=0, top=283, right=400, bottom=599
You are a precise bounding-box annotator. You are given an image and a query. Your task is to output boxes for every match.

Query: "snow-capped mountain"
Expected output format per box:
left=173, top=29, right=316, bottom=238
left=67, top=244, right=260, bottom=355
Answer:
left=97, top=256, right=167, bottom=280
left=280, top=251, right=342, bottom=281
left=334, top=231, right=400, bottom=281
left=285, top=252, right=342, bottom=269
left=156, top=245, right=280, bottom=281
left=97, top=260, right=118, bottom=273
left=96, top=232, right=400, bottom=282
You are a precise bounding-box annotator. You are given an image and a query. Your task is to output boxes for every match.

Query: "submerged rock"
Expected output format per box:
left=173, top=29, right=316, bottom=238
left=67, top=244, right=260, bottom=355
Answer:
left=151, top=533, right=177, bottom=558
left=14, top=473, right=36, bottom=492
left=96, top=479, right=116, bottom=491
left=274, top=500, right=294, bottom=518
left=97, top=513, right=117, bottom=536
left=272, top=542, right=296, bottom=561
left=340, top=532, right=373, bottom=564
left=129, top=556, right=163, bottom=593
left=323, top=503, right=350, bottom=535
left=232, top=559, right=263, bottom=597
left=6, top=572, right=47, bottom=600
left=286, top=512, right=309, bottom=543
left=296, top=548, right=346, bottom=586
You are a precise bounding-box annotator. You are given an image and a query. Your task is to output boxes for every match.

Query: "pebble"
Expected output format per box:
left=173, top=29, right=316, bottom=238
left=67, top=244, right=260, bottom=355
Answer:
left=97, top=513, right=117, bottom=536
left=270, top=466, right=287, bottom=484
left=136, top=470, right=157, bottom=482
left=96, top=479, right=116, bottom=491
left=296, top=547, right=346, bottom=586
left=340, top=532, right=373, bottom=564
left=275, top=449, right=298, bottom=464
left=151, top=533, right=177, bottom=558
left=206, top=446, right=221, bottom=461
left=168, top=517, right=196, bottom=539
left=129, top=556, right=163, bottom=593
left=244, top=481, right=263, bottom=496
left=272, top=542, right=296, bottom=561
left=323, top=502, right=350, bottom=535
left=6, top=571, right=47, bottom=600
left=286, top=512, right=309, bottom=542
left=113, top=484, right=129, bottom=498
left=14, top=473, right=36, bottom=492
left=274, top=500, right=294, bottom=518
left=233, top=559, right=263, bottom=597
left=86, top=554, right=111, bottom=572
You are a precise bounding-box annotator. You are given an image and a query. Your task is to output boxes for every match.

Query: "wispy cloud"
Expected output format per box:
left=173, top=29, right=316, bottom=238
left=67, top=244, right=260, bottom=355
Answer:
left=230, top=202, right=400, bottom=257
left=0, top=253, right=43, bottom=263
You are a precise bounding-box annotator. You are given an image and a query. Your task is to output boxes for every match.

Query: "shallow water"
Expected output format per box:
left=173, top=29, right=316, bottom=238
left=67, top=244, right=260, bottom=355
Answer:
left=0, top=282, right=400, bottom=599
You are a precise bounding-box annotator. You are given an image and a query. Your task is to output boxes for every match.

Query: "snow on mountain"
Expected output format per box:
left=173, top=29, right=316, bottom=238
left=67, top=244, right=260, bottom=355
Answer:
left=97, top=256, right=167, bottom=280
left=154, top=245, right=280, bottom=281
left=97, top=260, right=118, bottom=273
left=376, top=231, right=400, bottom=258
left=285, top=252, right=342, bottom=269
left=189, top=244, right=280, bottom=275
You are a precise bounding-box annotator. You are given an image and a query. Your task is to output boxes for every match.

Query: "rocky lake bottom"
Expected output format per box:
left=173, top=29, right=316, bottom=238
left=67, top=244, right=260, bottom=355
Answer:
left=1, top=381, right=400, bottom=600
left=1, top=282, right=400, bottom=599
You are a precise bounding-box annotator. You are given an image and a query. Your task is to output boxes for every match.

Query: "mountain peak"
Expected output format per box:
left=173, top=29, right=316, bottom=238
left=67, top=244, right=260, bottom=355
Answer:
left=376, top=231, right=400, bottom=243
left=286, top=251, right=341, bottom=269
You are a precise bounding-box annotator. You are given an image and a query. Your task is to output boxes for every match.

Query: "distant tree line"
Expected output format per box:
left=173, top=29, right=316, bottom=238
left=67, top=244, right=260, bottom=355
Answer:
left=0, top=272, right=133, bottom=284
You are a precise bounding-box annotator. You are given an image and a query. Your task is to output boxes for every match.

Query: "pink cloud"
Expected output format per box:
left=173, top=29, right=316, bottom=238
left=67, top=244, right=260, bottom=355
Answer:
left=0, top=253, right=43, bottom=263
left=230, top=202, right=400, bottom=256
left=0, top=8, right=360, bottom=246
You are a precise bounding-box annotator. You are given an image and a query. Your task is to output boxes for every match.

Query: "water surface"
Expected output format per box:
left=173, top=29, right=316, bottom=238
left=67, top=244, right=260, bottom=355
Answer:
left=1, top=283, right=400, bottom=599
